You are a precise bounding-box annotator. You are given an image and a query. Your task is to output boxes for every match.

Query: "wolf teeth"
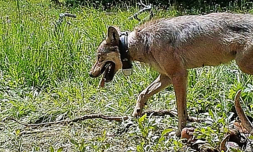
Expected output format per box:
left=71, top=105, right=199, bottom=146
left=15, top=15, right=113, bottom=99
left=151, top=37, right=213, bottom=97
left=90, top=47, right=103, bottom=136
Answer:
left=105, top=63, right=110, bottom=68
left=107, top=63, right=112, bottom=73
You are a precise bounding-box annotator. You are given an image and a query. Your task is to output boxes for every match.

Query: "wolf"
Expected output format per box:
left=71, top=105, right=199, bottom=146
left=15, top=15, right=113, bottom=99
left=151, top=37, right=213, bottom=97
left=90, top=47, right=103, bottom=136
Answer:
left=89, top=13, right=253, bottom=136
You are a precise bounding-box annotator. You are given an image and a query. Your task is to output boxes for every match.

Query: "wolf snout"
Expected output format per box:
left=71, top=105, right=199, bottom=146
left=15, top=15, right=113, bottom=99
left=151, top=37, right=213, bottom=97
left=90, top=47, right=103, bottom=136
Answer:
left=89, top=72, right=96, bottom=78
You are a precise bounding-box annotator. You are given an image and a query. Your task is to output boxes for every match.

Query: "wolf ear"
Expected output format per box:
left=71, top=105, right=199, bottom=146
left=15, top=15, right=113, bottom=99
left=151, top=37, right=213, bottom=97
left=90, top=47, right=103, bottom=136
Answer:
left=106, top=26, right=120, bottom=45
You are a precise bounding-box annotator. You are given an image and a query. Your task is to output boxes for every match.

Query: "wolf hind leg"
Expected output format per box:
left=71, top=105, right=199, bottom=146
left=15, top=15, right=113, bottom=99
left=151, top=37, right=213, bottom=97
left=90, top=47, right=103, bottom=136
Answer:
left=171, top=70, right=188, bottom=137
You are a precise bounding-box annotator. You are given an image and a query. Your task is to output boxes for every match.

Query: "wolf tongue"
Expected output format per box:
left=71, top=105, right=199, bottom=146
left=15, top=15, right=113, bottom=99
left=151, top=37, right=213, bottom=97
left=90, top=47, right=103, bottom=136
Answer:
left=99, top=77, right=105, bottom=88
left=98, top=63, right=111, bottom=88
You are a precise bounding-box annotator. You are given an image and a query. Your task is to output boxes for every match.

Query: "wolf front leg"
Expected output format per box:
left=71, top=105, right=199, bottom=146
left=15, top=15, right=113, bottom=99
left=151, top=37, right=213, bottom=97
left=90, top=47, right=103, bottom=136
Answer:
left=132, top=74, right=171, bottom=117
left=172, top=71, right=188, bottom=137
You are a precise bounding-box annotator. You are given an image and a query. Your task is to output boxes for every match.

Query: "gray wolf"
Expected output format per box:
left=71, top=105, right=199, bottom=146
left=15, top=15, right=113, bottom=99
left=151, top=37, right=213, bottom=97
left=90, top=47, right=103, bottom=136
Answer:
left=89, top=13, right=253, bottom=136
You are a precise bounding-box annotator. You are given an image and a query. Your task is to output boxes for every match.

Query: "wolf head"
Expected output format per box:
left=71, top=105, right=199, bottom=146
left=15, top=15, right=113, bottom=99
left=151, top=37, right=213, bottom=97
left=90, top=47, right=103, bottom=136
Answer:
left=89, top=26, right=123, bottom=82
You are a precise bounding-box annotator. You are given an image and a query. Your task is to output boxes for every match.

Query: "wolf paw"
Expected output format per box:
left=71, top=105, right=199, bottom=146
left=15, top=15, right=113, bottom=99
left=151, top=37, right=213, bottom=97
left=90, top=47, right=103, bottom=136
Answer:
left=132, top=108, right=142, bottom=117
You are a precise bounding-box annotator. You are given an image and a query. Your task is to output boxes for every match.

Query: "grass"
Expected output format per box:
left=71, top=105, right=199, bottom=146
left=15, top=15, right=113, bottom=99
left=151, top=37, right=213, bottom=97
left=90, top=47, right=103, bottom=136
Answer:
left=0, top=0, right=253, bottom=151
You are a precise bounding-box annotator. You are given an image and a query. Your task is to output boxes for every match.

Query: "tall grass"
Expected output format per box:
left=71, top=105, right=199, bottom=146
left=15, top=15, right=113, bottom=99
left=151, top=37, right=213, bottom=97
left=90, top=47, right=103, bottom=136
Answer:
left=0, top=0, right=252, bottom=151
left=1, top=1, right=115, bottom=87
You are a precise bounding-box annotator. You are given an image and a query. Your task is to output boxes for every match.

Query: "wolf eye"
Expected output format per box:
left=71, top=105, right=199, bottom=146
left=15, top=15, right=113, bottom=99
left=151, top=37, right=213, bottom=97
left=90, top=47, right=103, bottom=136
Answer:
left=97, top=55, right=104, bottom=62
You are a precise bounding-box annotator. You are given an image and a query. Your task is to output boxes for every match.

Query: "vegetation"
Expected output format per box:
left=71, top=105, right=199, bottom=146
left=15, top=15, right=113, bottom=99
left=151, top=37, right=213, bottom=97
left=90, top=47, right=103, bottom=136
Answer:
left=60, top=0, right=253, bottom=10
left=0, top=0, right=252, bottom=151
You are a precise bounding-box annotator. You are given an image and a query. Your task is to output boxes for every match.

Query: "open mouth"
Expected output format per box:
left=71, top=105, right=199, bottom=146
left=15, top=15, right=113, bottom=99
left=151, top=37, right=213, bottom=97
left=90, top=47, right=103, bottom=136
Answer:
left=100, top=61, right=116, bottom=82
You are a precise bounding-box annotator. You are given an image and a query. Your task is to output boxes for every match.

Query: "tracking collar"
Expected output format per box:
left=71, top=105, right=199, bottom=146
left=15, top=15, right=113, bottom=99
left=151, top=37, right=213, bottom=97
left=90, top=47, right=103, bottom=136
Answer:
left=119, top=32, right=132, bottom=76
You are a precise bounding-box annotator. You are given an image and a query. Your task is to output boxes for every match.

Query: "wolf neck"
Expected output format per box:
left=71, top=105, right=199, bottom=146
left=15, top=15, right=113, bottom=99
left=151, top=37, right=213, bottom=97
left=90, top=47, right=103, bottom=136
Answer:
left=119, top=32, right=132, bottom=70
left=127, top=31, right=148, bottom=63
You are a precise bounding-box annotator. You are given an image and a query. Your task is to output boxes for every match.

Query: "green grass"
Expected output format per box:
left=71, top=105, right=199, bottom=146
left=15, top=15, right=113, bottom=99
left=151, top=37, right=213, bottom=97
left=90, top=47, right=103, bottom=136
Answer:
left=0, top=0, right=253, bottom=151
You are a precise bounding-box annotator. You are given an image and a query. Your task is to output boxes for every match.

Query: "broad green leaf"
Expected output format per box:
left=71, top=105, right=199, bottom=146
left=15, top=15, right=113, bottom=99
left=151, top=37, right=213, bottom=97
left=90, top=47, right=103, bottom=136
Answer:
left=15, top=129, right=21, bottom=136
left=57, top=147, right=63, bottom=152
left=161, top=128, right=173, bottom=136
left=70, top=139, right=79, bottom=146
left=249, top=135, right=253, bottom=140
left=49, top=146, right=54, bottom=152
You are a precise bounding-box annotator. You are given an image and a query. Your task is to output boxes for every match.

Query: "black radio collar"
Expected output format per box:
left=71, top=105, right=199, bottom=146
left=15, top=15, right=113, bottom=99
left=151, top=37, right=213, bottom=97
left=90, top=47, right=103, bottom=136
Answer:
left=119, top=32, right=132, bottom=75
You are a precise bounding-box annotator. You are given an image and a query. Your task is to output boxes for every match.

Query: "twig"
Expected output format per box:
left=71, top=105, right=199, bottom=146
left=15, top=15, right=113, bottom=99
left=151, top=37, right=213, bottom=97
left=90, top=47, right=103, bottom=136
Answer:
left=220, top=134, right=230, bottom=151
left=56, top=13, right=76, bottom=25
left=71, top=114, right=129, bottom=122
left=128, top=0, right=153, bottom=21
left=144, top=110, right=177, bottom=117
left=63, top=13, right=77, bottom=18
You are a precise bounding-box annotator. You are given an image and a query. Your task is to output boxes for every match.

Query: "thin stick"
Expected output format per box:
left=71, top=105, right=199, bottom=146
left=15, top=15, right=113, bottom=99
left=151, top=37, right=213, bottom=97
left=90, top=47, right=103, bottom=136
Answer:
left=128, top=0, right=152, bottom=21
left=220, top=134, right=230, bottom=151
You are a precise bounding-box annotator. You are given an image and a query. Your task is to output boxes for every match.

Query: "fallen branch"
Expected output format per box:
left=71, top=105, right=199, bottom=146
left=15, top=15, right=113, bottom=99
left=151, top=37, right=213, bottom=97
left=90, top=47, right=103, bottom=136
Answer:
left=2, top=109, right=206, bottom=129
left=3, top=110, right=188, bottom=128
left=2, top=114, right=129, bottom=128
left=145, top=109, right=177, bottom=117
